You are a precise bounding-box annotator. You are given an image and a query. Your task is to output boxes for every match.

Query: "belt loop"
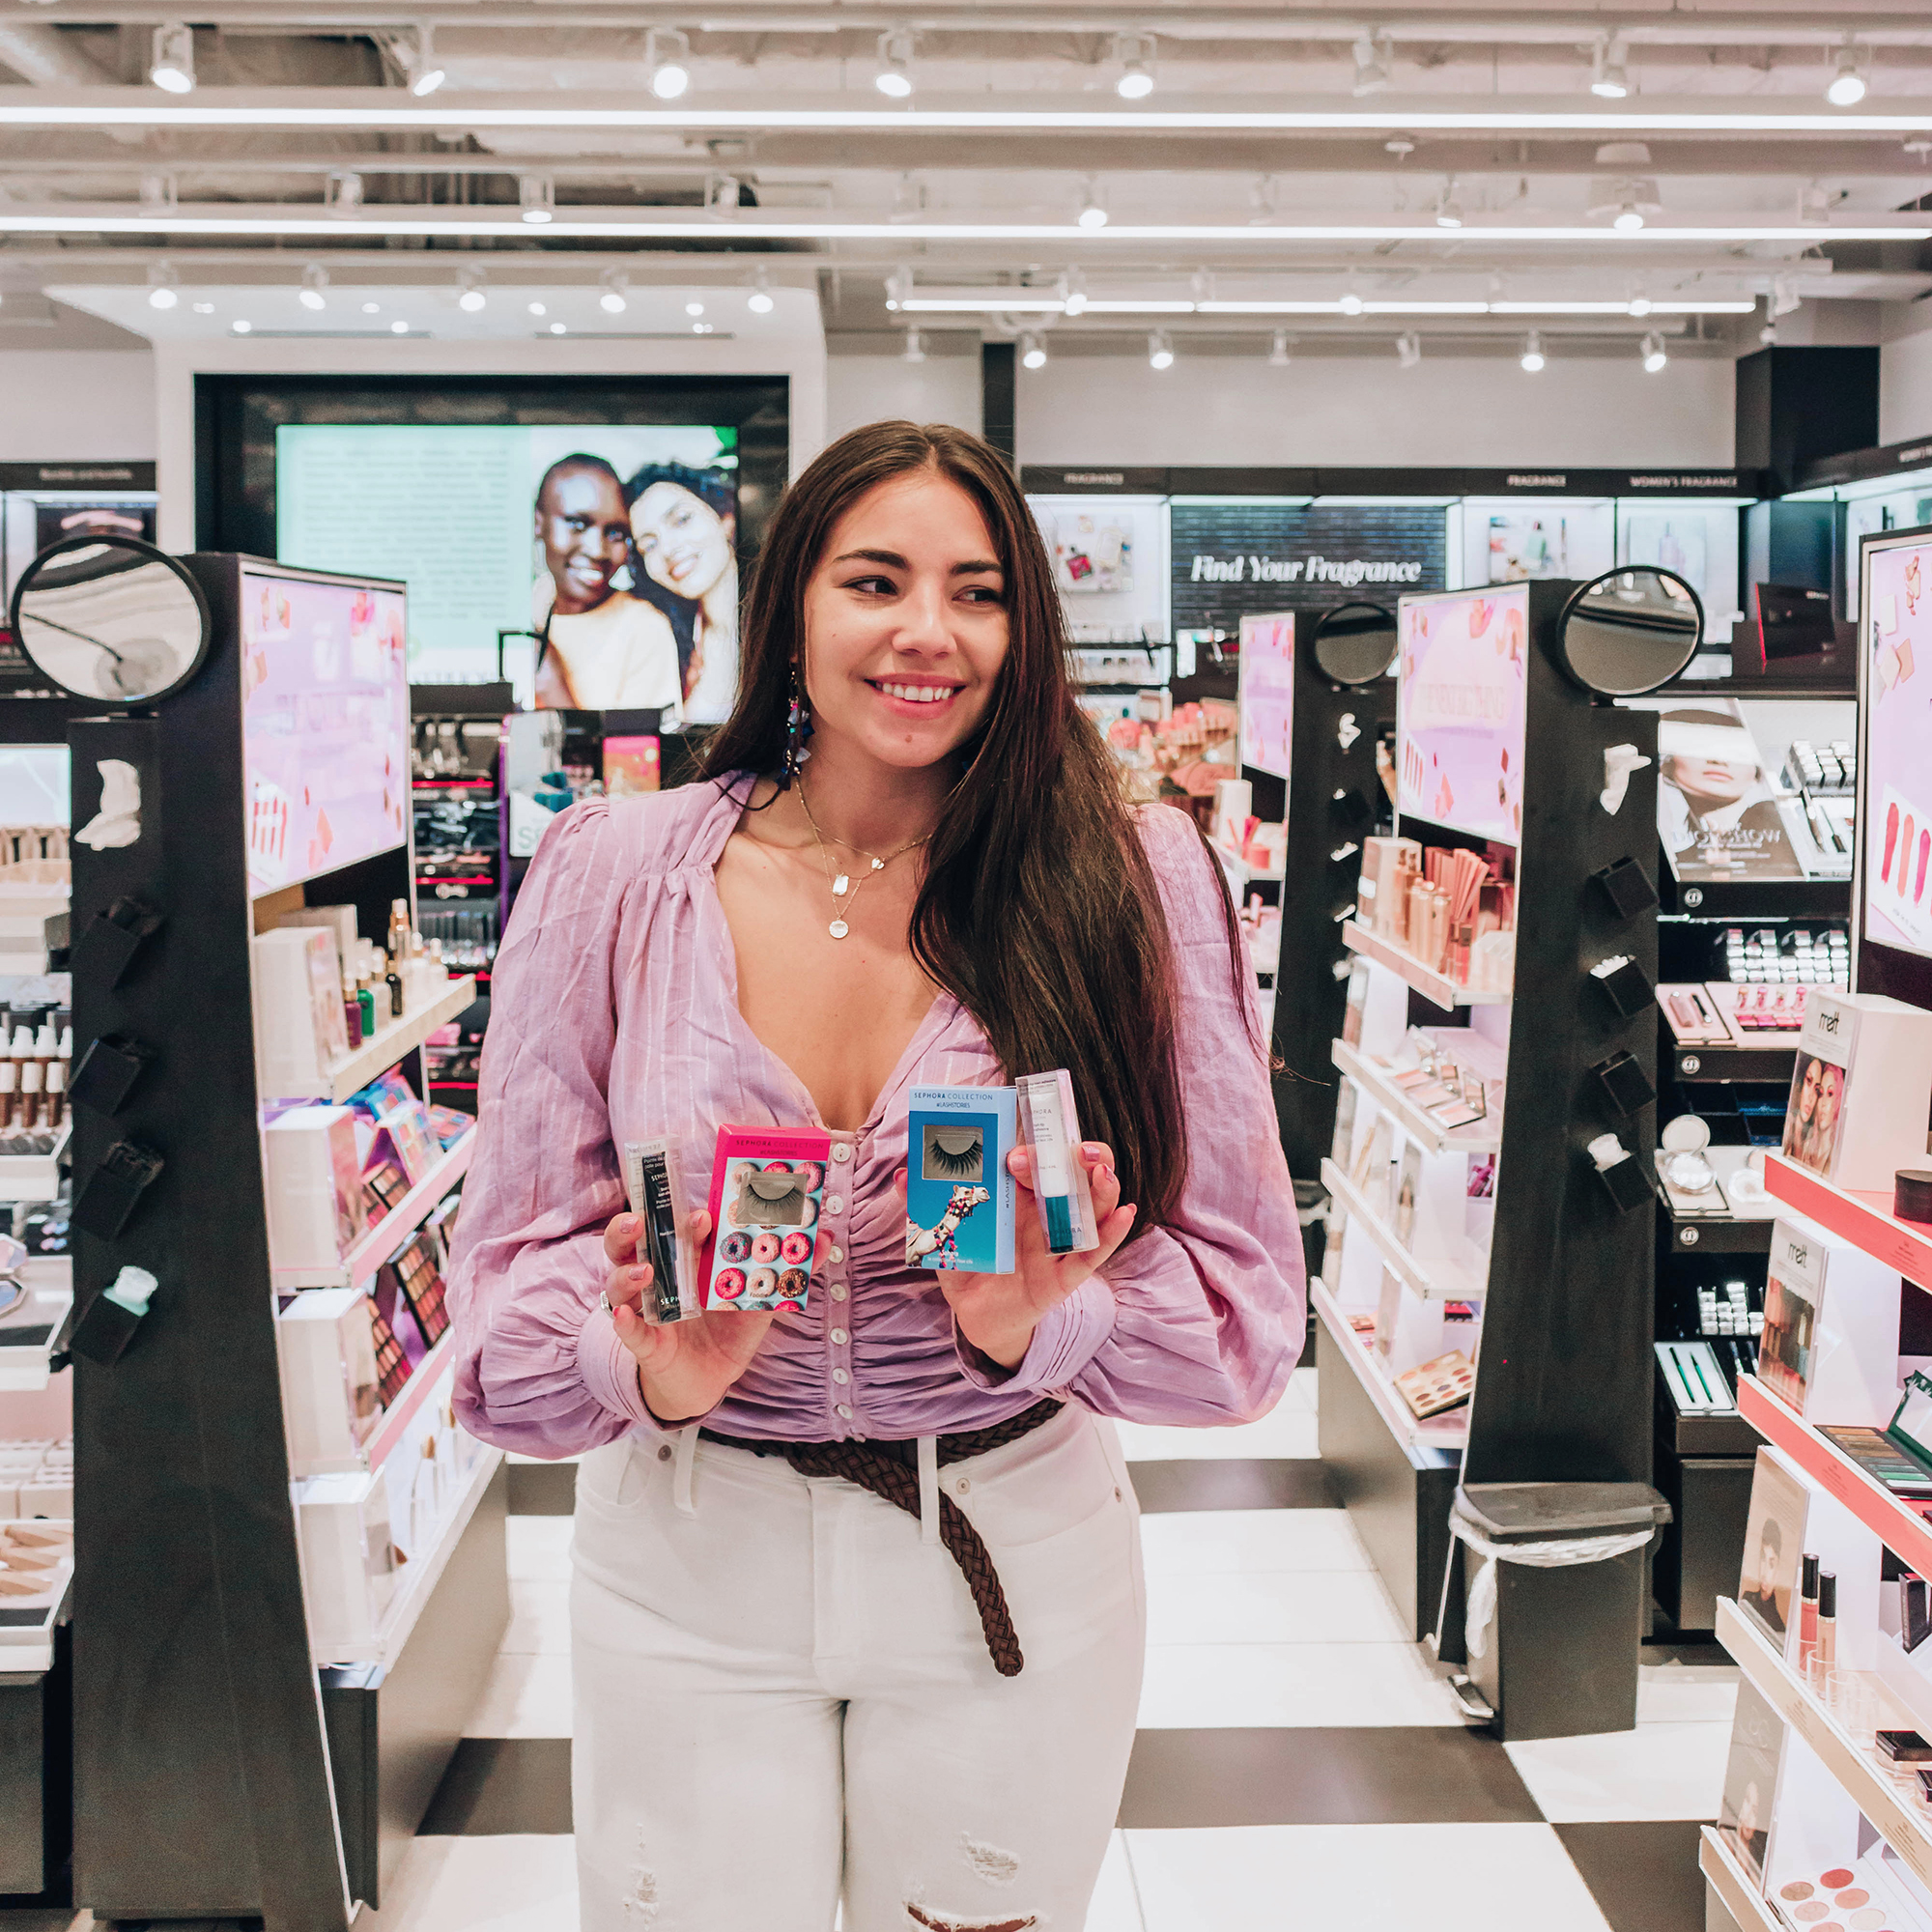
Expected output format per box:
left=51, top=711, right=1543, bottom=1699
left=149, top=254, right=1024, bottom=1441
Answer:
left=917, top=1435, right=940, bottom=1546
left=673, top=1423, right=699, bottom=1516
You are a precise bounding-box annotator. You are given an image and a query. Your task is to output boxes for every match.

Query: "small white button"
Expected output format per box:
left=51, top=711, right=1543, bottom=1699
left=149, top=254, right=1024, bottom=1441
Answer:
left=832, top=1367, right=851, bottom=1385
left=837, top=1403, right=854, bottom=1420
left=829, top=1244, right=844, bottom=1264
left=954, top=1477, right=972, bottom=1495
left=830, top=1283, right=848, bottom=1301
left=832, top=1144, right=852, bottom=1164
left=826, top=1196, right=844, bottom=1214
left=831, top=1327, right=849, bottom=1346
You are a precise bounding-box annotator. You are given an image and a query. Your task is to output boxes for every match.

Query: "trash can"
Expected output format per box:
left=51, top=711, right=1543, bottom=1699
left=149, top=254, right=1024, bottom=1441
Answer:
left=1293, top=1179, right=1328, bottom=1298
left=1450, top=1480, right=1672, bottom=1742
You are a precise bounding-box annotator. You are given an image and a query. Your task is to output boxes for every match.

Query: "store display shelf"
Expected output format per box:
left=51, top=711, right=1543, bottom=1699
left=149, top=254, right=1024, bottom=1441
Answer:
left=1766, top=1152, right=1932, bottom=1293
left=0, top=1258, right=72, bottom=1392
left=1737, top=1374, right=1932, bottom=1578
left=1320, top=1157, right=1490, bottom=1303
left=314, top=1444, right=502, bottom=1671
left=1331, top=1037, right=1502, bottom=1158
left=0, top=1569, right=71, bottom=1674
left=1340, top=921, right=1510, bottom=1009
left=1716, top=1596, right=1932, bottom=1896
left=1663, top=877, right=1854, bottom=920
left=1669, top=1041, right=1800, bottom=1086
left=272, top=1128, right=475, bottom=1291
left=0, top=1123, right=68, bottom=1204
left=1311, top=1277, right=1469, bottom=1455
left=362, top=1328, right=457, bottom=1477
left=1660, top=1197, right=1776, bottom=1256
left=296, top=977, right=477, bottom=1106
left=1698, top=1826, right=1778, bottom=1932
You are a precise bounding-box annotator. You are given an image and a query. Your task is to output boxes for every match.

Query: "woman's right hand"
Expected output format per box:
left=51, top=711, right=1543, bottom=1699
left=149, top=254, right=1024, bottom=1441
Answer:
left=602, top=1210, right=773, bottom=1425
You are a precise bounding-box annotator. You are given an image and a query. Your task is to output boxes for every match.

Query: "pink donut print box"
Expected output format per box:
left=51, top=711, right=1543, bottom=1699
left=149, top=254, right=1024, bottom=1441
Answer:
left=695, top=1125, right=833, bottom=1315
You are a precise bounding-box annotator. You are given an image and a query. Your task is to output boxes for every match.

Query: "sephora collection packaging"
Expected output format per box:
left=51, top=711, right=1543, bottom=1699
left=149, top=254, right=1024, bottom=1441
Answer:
left=1015, top=1070, right=1100, bottom=1256
left=1780, top=988, right=1932, bottom=1191
left=906, top=1085, right=1017, bottom=1273
left=696, top=1126, right=832, bottom=1313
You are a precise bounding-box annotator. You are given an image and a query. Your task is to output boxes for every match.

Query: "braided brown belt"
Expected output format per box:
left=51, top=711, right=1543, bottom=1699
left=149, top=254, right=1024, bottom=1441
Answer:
left=698, top=1397, right=1064, bottom=1678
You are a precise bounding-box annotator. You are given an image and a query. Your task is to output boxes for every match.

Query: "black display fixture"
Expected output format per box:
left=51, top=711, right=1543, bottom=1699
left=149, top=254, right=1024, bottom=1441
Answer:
left=67, top=556, right=509, bottom=1931
left=1735, top=346, right=1880, bottom=498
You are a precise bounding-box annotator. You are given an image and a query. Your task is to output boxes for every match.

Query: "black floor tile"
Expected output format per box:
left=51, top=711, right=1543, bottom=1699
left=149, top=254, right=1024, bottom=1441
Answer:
left=419, top=1738, right=573, bottom=1836
left=1118, top=1725, right=1541, bottom=1828
left=507, top=1461, right=578, bottom=1517
left=1128, top=1458, right=1337, bottom=1513
left=1555, top=1821, right=1709, bottom=1932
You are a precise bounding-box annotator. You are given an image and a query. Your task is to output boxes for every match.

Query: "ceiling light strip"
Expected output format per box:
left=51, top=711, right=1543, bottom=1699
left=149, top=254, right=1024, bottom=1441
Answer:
left=905, top=296, right=1761, bottom=315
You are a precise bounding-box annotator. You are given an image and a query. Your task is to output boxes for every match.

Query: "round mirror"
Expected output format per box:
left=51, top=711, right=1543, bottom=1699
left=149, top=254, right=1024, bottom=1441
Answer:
left=7, top=534, right=212, bottom=704
left=1311, top=601, right=1399, bottom=686
left=1555, top=566, right=1703, bottom=696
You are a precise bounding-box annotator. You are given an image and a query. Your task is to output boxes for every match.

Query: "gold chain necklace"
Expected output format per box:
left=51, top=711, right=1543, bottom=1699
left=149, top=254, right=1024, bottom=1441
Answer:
left=795, top=776, right=931, bottom=940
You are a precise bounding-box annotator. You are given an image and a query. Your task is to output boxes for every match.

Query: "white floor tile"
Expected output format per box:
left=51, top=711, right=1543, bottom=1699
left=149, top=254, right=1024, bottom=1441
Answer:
left=466, top=1650, right=574, bottom=1738
left=1125, top=1821, right=1611, bottom=1932
left=1283, top=1367, right=1318, bottom=1414
left=1139, top=1508, right=1371, bottom=1577
left=1504, top=1717, right=1733, bottom=1823
left=358, top=1836, right=578, bottom=1932
left=1138, top=1638, right=1466, bottom=1727
left=1117, top=1406, right=1319, bottom=1463
left=505, top=1516, right=574, bottom=1581
left=502, top=1576, right=573, bottom=1656
left=1146, top=1566, right=1411, bottom=1647
left=1086, top=1831, right=1147, bottom=1932
left=1636, top=1662, right=1740, bottom=1726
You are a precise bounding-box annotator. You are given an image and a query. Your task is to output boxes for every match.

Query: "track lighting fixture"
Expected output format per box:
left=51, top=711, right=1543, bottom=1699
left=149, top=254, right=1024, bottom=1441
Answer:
left=901, top=327, right=925, bottom=364
left=1061, top=268, right=1089, bottom=317
left=748, top=268, right=775, bottom=314
left=1396, top=330, right=1423, bottom=369
left=1020, top=330, right=1047, bottom=369
left=1267, top=330, right=1293, bottom=367
left=599, top=269, right=628, bottom=315
left=1640, top=330, right=1668, bottom=373
left=647, top=29, right=692, bottom=100
left=1435, top=184, right=1463, bottom=229
left=1590, top=38, right=1629, bottom=99
left=1114, top=34, right=1155, bottom=100
left=149, top=23, right=194, bottom=94
left=1076, top=181, right=1108, bottom=231
left=406, top=25, right=445, bottom=97
left=326, top=171, right=363, bottom=212
left=1826, top=42, right=1867, bottom=107
left=1520, top=329, right=1546, bottom=372
left=456, top=270, right=487, bottom=313
left=520, top=176, right=555, bottom=225
left=1338, top=286, right=1365, bottom=316
left=1148, top=328, right=1174, bottom=370
left=298, top=263, right=328, bottom=311
left=1351, top=34, right=1390, bottom=98
left=1627, top=292, right=1652, bottom=317
left=146, top=261, right=180, bottom=311
left=875, top=29, right=915, bottom=99
left=1613, top=196, right=1645, bottom=232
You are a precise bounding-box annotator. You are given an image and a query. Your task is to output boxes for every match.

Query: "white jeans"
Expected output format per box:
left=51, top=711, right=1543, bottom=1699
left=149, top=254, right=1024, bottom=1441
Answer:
left=570, top=1403, right=1147, bottom=1931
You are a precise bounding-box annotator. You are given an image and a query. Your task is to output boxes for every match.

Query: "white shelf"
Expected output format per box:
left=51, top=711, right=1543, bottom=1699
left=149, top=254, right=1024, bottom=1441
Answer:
left=1716, top=1597, right=1932, bottom=1897
left=1312, top=1276, right=1468, bottom=1455
left=312, top=1443, right=502, bottom=1670
left=279, top=977, right=476, bottom=1106
left=0, top=1122, right=68, bottom=1204
left=0, top=1258, right=71, bottom=1393
left=1321, top=1156, right=1490, bottom=1303
left=272, top=1127, right=476, bottom=1291
left=1341, top=920, right=1511, bottom=1009
left=1699, top=1826, right=1777, bottom=1932
left=1331, top=1037, right=1502, bottom=1158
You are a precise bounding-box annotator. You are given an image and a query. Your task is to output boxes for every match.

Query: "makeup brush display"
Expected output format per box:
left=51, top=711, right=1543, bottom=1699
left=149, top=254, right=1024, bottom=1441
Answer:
left=1357, top=835, right=1517, bottom=992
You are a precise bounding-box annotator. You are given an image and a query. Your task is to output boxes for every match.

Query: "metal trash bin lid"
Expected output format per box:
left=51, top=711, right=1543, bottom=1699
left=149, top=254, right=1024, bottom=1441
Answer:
left=1456, top=1481, right=1672, bottom=1541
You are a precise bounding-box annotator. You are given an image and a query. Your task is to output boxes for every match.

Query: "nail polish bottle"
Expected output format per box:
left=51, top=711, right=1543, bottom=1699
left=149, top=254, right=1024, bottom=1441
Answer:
left=1799, top=1553, right=1820, bottom=1668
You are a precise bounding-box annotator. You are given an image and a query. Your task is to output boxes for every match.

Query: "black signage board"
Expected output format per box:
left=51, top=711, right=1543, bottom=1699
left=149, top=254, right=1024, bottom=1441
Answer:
left=1023, top=465, right=1764, bottom=499
left=1792, top=435, right=1932, bottom=493
left=0, top=462, right=156, bottom=491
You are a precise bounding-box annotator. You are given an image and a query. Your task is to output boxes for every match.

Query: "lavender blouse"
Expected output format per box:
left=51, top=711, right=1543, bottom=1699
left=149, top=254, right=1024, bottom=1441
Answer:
left=447, top=775, right=1304, bottom=1455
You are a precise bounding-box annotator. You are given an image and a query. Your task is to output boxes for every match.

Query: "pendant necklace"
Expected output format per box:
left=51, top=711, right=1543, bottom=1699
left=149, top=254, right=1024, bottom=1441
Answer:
left=795, top=776, right=931, bottom=940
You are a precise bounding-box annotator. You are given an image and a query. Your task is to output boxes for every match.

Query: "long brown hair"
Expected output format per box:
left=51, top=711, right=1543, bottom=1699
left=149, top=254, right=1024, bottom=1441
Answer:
left=702, top=420, right=1244, bottom=1234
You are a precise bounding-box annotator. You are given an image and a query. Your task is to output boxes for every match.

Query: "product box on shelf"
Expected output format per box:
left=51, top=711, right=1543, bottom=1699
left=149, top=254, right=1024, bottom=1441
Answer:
left=1357, top=837, right=1421, bottom=938
left=1780, top=990, right=1932, bottom=1193
left=296, top=1467, right=399, bottom=1658
left=0, top=1438, right=70, bottom=1520
left=277, top=1287, right=384, bottom=1475
left=264, top=1105, right=367, bottom=1274
left=252, top=926, right=350, bottom=1097
left=1757, top=1217, right=1902, bottom=1425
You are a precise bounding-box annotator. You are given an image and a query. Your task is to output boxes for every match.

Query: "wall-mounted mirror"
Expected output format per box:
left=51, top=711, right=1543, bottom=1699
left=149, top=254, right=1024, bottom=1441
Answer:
left=7, top=535, right=212, bottom=705
left=1310, top=601, right=1399, bottom=687
left=1555, top=566, right=1704, bottom=697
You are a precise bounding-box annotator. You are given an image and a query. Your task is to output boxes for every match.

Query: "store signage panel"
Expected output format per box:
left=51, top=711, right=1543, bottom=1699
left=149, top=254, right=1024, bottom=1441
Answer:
left=1397, top=583, right=1530, bottom=844
left=1027, top=495, right=1171, bottom=642
left=1169, top=501, right=1446, bottom=639
left=1863, top=536, right=1932, bottom=962
left=1238, top=612, right=1294, bottom=780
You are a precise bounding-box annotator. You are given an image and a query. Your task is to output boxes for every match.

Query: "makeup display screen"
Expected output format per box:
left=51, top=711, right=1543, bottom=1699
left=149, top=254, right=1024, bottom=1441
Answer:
left=240, top=567, right=411, bottom=895
left=1237, top=611, right=1294, bottom=780
left=1862, top=535, right=1932, bottom=961
left=1396, top=583, right=1530, bottom=844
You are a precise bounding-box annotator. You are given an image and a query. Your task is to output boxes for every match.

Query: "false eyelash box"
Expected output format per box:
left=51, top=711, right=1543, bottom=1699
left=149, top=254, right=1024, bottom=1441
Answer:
left=906, top=1085, right=1017, bottom=1275
left=696, top=1125, right=833, bottom=1314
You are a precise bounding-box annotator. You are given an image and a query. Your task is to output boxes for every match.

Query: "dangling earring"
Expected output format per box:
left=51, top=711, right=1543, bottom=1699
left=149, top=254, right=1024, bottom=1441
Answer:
left=781, top=661, right=813, bottom=791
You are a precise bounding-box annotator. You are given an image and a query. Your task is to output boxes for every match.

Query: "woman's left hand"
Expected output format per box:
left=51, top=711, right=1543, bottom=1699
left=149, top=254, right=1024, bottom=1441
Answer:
left=895, top=1142, right=1137, bottom=1371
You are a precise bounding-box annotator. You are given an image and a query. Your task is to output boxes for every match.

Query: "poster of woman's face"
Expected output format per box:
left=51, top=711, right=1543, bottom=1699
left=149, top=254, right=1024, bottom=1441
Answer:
left=527, top=429, right=741, bottom=724
left=1737, top=1447, right=1808, bottom=1651
left=1780, top=1054, right=1846, bottom=1178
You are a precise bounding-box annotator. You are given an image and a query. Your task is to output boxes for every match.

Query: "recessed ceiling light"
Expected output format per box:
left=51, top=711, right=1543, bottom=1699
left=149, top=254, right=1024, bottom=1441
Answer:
left=232, top=319, right=252, bottom=333
left=686, top=299, right=705, bottom=316
left=692, top=321, right=714, bottom=333
left=390, top=319, right=409, bottom=333
left=528, top=300, right=546, bottom=316
left=1339, top=288, right=1365, bottom=315
left=362, top=300, right=381, bottom=314
left=191, top=301, right=213, bottom=315
left=550, top=321, right=566, bottom=333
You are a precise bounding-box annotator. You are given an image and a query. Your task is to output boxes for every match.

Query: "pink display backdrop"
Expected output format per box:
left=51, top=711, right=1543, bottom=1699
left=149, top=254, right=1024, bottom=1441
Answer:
left=1863, top=537, right=1932, bottom=960
left=1237, top=611, right=1294, bottom=780
left=242, top=567, right=411, bottom=895
left=1397, top=584, right=1529, bottom=845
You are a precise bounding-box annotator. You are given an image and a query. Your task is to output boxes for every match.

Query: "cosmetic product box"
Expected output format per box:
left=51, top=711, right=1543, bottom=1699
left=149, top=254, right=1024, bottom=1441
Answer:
left=696, top=1126, right=833, bottom=1314
left=1356, top=836, right=1421, bottom=939
left=278, top=1288, right=384, bottom=1476
left=276, top=904, right=361, bottom=974
left=622, top=1140, right=697, bottom=1323
left=1878, top=1729, right=1932, bottom=1762
left=1757, top=1216, right=1902, bottom=1425
left=252, top=926, right=352, bottom=1098
left=295, top=1469, right=399, bottom=1660
left=264, top=1105, right=368, bottom=1275
left=1016, top=1069, right=1100, bottom=1256
left=906, top=1085, right=1018, bottom=1274
left=1780, top=989, right=1932, bottom=1192
left=1655, top=982, right=1731, bottom=1047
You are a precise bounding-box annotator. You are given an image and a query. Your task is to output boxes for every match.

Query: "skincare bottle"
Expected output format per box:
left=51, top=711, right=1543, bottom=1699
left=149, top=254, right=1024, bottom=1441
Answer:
left=18, top=1062, right=43, bottom=1133
left=388, top=899, right=411, bottom=967
left=1799, top=1553, right=1820, bottom=1667
left=0, top=1058, right=18, bottom=1129
left=44, top=1055, right=64, bottom=1130
left=343, top=971, right=364, bottom=1045
left=355, top=976, right=377, bottom=1042
left=32, top=1022, right=55, bottom=1088
left=384, top=952, right=404, bottom=1019
left=1817, top=1570, right=1837, bottom=1668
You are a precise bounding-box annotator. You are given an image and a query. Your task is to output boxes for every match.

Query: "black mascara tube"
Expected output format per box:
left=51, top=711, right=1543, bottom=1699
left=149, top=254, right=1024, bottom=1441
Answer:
left=623, top=1139, right=691, bottom=1323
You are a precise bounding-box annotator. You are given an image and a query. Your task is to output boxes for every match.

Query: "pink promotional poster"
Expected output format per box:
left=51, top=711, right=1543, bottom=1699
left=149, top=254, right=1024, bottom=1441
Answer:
left=241, top=567, right=411, bottom=895
left=1397, top=584, right=1529, bottom=844
left=1863, top=537, right=1932, bottom=960
left=1237, top=611, right=1294, bottom=780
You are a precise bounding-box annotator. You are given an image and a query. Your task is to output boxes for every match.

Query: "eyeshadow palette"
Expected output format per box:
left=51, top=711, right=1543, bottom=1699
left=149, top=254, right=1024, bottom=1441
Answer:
left=696, top=1125, right=833, bottom=1314
left=906, top=1085, right=1017, bottom=1274
left=1395, top=1349, right=1475, bottom=1419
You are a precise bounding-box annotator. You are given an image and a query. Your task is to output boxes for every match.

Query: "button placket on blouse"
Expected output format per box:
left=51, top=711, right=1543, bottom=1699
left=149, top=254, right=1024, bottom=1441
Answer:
left=825, top=1135, right=857, bottom=1432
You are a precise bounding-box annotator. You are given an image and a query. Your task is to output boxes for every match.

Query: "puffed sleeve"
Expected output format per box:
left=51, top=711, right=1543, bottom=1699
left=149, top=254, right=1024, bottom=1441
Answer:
left=961, top=804, right=1304, bottom=1425
left=446, top=799, right=663, bottom=1455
